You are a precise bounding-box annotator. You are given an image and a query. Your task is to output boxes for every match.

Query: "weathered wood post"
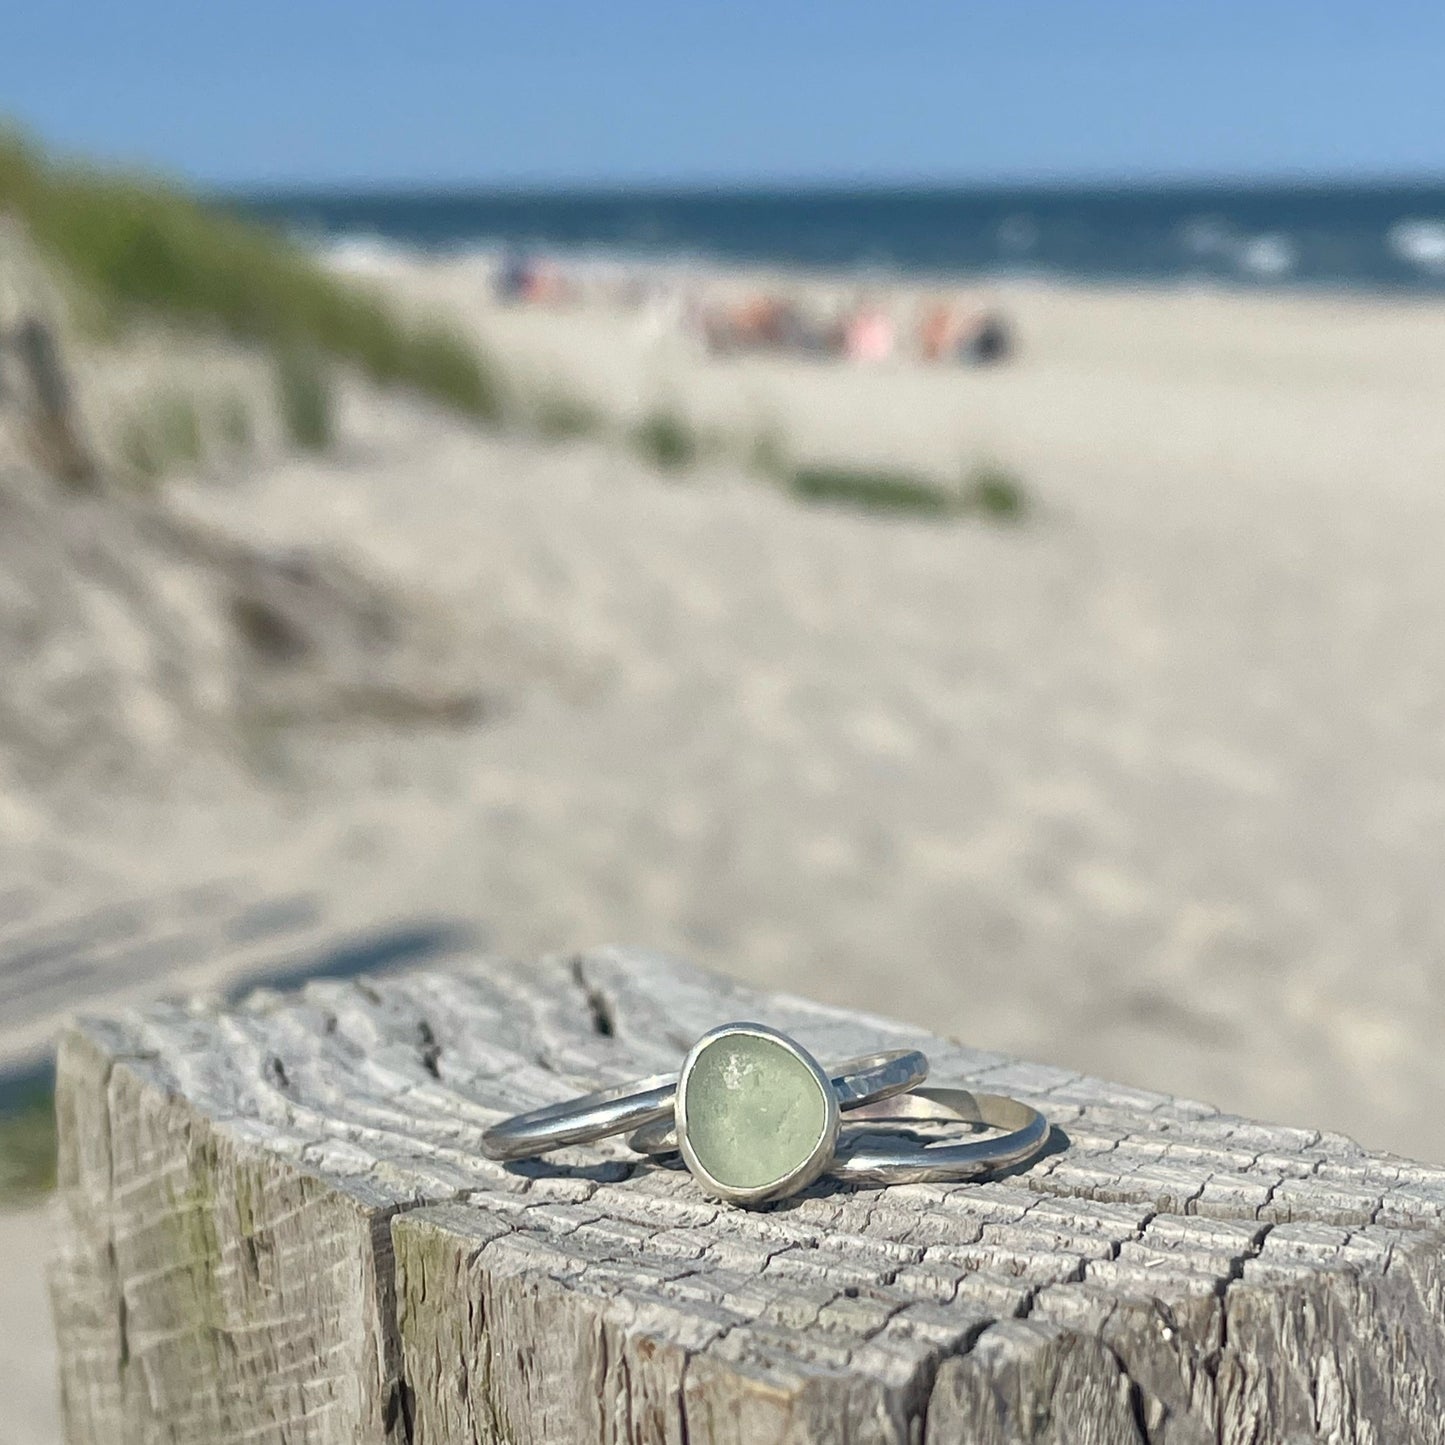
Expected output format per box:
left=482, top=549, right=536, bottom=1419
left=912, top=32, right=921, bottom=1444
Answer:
left=0, top=220, right=98, bottom=487
left=49, top=947, right=1445, bottom=1443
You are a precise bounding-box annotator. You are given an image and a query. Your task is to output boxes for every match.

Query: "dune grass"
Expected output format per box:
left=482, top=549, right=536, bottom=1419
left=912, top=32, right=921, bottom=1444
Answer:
left=275, top=348, right=335, bottom=451
left=1, top=129, right=1035, bottom=524
left=156, top=389, right=203, bottom=465
left=533, top=387, right=605, bottom=442
left=960, top=463, right=1029, bottom=520
left=747, top=422, right=790, bottom=481
left=788, top=464, right=957, bottom=516
left=632, top=407, right=701, bottom=472
left=0, top=126, right=502, bottom=423
left=785, top=460, right=1031, bottom=521
left=215, top=391, right=254, bottom=452
left=116, top=388, right=207, bottom=482
left=0, top=1088, right=56, bottom=1205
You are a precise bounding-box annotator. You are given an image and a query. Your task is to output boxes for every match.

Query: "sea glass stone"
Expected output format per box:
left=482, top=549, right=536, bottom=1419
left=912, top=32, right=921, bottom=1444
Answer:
left=682, top=1032, right=830, bottom=1191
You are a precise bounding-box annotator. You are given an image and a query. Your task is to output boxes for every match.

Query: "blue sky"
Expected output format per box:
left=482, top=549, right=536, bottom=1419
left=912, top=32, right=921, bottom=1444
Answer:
left=3, top=1, right=1441, bottom=188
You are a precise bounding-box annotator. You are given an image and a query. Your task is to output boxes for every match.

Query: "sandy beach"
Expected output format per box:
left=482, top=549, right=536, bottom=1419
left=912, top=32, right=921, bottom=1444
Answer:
left=8, top=262, right=1445, bottom=1435
left=7, top=259, right=1445, bottom=1149
left=0, top=1205, right=59, bottom=1445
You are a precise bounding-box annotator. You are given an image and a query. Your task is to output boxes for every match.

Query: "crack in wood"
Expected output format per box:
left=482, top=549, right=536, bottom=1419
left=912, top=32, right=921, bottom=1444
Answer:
left=47, top=949, right=1445, bottom=1444
left=570, top=955, right=618, bottom=1039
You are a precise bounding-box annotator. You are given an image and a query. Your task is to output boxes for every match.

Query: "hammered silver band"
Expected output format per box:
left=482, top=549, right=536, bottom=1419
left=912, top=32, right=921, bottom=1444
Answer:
left=481, top=1046, right=929, bottom=1162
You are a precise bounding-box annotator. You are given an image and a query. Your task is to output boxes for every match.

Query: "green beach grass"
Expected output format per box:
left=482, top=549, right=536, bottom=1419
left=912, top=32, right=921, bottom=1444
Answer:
left=960, top=463, right=1029, bottom=520
left=0, top=126, right=1032, bottom=525
left=631, top=407, right=702, bottom=472
left=0, top=1087, right=56, bottom=1205
left=533, top=386, right=606, bottom=442
left=786, top=461, right=1030, bottom=520
left=0, top=127, right=502, bottom=424
left=117, top=391, right=204, bottom=481
left=789, top=464, right=956, bottom=516
left=274, top=348, right=336, bottom=451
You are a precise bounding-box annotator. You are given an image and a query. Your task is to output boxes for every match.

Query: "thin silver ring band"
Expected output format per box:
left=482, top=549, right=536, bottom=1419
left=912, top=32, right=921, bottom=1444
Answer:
left=629, top=1085, right=1050, bottom=1185
left=831, top=1086, right=1051, bottom=1183
left=481, top=1047, right=929, bottom=1162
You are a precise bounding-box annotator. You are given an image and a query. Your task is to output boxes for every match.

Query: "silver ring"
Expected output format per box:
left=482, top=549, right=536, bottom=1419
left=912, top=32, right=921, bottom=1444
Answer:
left=830, top=1086, right=1051, bottom=1183
left=481, top=1022, right=928, bottom=1169
left=629, top=1082, right=1050, bottom=1198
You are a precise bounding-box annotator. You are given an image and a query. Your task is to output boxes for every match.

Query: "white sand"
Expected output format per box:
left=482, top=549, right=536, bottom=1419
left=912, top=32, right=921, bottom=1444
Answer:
left=11, top=265, right=1443, bottom=1153
left=0, top=1206, right=59, bottom=1445
left=215, top=264, right=1445, bottom=1153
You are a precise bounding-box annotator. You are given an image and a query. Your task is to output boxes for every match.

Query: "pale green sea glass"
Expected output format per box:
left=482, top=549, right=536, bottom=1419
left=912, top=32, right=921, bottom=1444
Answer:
left=682, top=1033, right=829, bottom=1190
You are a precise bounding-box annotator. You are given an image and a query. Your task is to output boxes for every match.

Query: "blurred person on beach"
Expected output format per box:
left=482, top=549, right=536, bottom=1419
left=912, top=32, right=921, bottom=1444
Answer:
left=963, top=310, right=1012, bottom=364
left=918, top=301, right=957, bottom=362
left=918, top=299, right=1014, bottom=365
left=700, top=292, right=812, bottom=354
left=842, top=298, right=895, bottom=363
left=494, top=251, right=570, bottom=306
left=494, top=250, right=532, bottom=304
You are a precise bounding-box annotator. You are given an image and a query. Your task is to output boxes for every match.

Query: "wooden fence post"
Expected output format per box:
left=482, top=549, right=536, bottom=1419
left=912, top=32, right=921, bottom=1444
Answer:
left=48, top=947, right=1445, bottom=1443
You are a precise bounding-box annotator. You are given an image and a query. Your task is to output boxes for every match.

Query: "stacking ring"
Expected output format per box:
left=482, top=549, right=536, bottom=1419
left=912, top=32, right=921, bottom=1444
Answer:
left=481, top=1021, right=929, bottom=1193
left=829, top=1085, right=1051, bottom=1183
left=630, top=1083, right=1051, bottom=1201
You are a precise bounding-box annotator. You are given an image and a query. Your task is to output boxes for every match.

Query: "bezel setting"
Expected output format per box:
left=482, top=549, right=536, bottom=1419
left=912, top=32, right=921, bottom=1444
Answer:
left=674, top=1022, right=841, bottom=1206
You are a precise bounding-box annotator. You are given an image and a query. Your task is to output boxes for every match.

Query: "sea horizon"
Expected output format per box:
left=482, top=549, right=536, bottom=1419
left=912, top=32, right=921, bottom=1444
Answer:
left=229, top=177, right=1445, bottom=295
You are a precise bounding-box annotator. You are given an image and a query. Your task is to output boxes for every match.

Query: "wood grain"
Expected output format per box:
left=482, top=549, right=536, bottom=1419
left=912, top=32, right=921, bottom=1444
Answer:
left=49, top=947, right=1445, bottom=1443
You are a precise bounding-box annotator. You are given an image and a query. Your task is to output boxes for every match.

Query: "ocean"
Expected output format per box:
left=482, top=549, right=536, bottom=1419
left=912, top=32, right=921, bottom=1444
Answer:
left=233, top=181, right=1445, bottom=294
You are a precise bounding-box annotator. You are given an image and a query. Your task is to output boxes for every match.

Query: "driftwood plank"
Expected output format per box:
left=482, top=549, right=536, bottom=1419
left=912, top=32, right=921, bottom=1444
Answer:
left=49, top=947, right=1445, bottom=1444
